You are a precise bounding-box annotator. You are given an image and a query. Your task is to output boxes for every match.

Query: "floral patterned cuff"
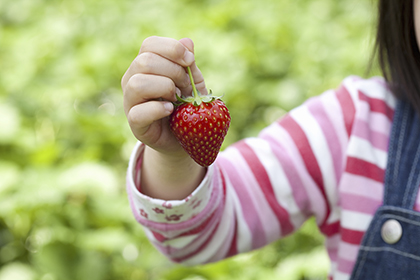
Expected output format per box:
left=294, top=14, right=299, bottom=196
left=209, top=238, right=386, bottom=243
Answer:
left=126, top=142, right=214, bottom=224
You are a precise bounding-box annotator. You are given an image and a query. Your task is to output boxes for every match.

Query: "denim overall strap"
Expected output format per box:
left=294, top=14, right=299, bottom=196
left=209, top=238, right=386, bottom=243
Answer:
left=350, top=99, right=420, bottom=280
left=383, top=100, right=420, bottom=208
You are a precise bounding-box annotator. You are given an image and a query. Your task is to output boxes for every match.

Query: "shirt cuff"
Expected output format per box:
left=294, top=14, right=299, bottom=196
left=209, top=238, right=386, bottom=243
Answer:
left=126, top=142, right=214, bottom=224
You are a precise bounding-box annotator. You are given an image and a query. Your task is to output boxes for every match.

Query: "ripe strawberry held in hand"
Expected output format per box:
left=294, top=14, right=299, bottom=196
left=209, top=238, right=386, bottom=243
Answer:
left=169, top=67, right=231, bottom=167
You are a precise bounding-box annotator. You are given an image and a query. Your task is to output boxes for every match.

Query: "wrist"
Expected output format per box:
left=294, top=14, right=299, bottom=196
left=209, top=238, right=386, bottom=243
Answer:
left=140, top=146, right=206, bottom=200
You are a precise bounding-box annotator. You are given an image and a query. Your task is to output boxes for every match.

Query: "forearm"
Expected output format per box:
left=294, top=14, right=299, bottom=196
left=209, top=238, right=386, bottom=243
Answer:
left=140, top=146, right=206, bottom=200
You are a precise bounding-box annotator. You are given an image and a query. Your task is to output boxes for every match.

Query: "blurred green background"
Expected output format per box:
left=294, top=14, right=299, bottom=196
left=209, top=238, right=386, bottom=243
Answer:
left=0, top=0, right=379, bottom=279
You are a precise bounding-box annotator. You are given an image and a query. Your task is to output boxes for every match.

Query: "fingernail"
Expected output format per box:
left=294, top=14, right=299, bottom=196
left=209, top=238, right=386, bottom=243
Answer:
left=164, top=102, right=173, bottom=113
left=183, top=51, right=195, bottom=65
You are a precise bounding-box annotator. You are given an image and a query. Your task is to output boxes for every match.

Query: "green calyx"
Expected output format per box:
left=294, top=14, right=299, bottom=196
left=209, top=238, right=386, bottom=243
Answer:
left=174, top=66, right=222, bottom=107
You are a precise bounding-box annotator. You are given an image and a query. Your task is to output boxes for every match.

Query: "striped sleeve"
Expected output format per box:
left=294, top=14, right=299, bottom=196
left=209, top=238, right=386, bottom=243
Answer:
left=126, top=76, right=393, bottom=267
left=329, top=77, right=395, bottom=279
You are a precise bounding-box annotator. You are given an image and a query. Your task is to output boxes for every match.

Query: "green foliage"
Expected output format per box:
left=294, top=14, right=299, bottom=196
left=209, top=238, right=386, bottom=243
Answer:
left=0, top=0, right=378, bottom=279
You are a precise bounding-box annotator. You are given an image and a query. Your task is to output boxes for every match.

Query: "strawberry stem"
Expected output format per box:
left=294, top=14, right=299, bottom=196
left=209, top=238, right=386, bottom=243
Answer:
left=187, top=66, right=202, bottom=106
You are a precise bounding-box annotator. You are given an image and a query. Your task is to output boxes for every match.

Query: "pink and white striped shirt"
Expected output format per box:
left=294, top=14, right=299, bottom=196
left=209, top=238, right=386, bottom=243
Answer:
left=126, top=76, right=420, bottom=279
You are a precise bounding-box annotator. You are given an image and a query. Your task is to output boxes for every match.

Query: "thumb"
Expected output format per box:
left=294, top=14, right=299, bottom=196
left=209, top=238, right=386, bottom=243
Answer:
left=179, top=38, right=195, bottom=54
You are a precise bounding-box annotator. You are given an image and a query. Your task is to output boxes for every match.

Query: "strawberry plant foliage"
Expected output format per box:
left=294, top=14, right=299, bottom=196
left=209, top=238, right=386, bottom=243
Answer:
left=169, top=67, right=231, bottom=167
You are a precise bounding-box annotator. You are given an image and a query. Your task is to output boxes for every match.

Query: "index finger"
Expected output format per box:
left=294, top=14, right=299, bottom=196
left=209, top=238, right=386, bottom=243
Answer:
left=141, top=36, right=195, bottom=67
left=121, top=36, right=195, bottom=89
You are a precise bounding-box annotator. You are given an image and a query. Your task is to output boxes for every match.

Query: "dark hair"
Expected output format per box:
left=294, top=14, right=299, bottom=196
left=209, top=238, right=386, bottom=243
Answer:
left=375, top=0, right=420, bottom=111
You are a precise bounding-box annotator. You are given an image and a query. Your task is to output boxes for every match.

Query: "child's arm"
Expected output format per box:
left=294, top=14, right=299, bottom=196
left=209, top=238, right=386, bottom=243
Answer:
left=121, top=36, right=206, bottom=200
left=125, top=81, right=355, bottom=264
left=123, top=37, right=388, bottom=266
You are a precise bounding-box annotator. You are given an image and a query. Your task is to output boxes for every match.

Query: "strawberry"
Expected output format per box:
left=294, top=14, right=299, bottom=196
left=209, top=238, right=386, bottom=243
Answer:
left=169, top=67, right=231, bottom=167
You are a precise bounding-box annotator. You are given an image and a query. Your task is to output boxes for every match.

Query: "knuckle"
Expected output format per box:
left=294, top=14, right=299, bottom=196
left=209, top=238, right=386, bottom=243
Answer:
left=140, top=36, right=158, bottom=51
left=134, top=52, right=154, bottom=72
left=126, top=109, right=137, bottom=126
left=125, top=74, right=143, bottom=94
left=121, top=72, right=127, bottom=90
left=127, top=106, right=143, bottom=127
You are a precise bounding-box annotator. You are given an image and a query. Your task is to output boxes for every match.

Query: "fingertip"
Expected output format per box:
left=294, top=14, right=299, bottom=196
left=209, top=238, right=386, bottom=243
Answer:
left=128, top=101, right=173, bottom=131
left=179, top=38, right=195, bottom=65
left=179, top=38, right=194, bottom=53
left=183, top=51, right=195, bottom=66
left=163, top=102, right=174, bottom=114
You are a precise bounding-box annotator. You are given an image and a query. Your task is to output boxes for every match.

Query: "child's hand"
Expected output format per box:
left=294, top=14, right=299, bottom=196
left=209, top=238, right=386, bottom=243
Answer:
left=122, top=36, right=207, bottom=157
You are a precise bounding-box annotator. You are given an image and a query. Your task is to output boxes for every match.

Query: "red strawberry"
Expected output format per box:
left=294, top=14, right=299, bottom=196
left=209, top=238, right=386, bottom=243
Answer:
left=169, top=67, right=231, bottom=167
